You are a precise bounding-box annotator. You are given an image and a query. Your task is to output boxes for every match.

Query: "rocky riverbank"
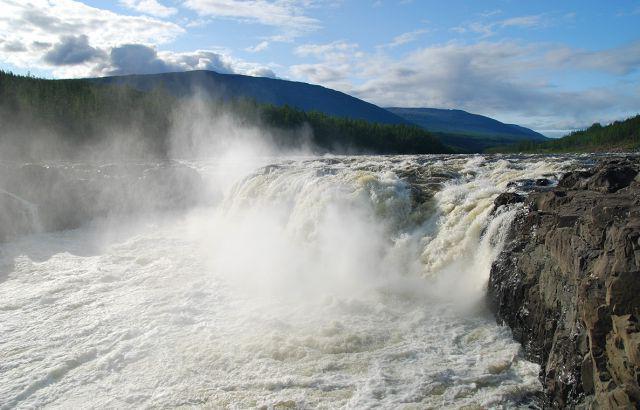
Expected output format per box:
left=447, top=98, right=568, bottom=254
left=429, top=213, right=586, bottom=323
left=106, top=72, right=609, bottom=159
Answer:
left=489, top=157, right=640, bottom=408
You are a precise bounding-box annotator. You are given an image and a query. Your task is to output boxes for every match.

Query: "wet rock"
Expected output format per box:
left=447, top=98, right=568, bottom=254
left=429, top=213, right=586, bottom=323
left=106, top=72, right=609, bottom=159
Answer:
left=493, top=192, right=525, bottom=208
left=557, top=170, right=594, bottom=190
left=587, top=159, right=638, bottom=193
left=536, top=178, right=552, bottom=186
left=507, top=178, right=556, bottom=191
left=558, top=158, right=638, bottom=193
left=396, top=167, right=456, bottom=208
left=488, top=156, right=640, bottom=408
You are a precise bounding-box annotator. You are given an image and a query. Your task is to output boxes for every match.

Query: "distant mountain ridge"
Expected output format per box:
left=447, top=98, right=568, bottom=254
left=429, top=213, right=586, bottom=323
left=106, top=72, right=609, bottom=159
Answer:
left=0, top=70, right=451, bottom=157
left=385, top=107, right=547, bottom=140
left=86, top=70, right=547, bottom=152
left=87, top=70, right=408, bottom=126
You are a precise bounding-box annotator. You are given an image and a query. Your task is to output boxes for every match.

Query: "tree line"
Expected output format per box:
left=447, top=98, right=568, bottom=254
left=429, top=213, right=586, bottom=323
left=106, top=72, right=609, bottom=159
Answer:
left=489, top=115, right=640, bottom=153
left=0, top=70, right=451, bottom=158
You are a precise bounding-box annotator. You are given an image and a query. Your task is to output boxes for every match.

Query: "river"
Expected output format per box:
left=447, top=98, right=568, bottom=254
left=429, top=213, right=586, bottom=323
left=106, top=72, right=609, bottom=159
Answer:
left=0, top=155, right=582, bottom=408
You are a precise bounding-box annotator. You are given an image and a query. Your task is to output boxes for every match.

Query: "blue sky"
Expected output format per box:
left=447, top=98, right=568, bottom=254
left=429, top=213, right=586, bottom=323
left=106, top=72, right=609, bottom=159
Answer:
left=0, top=0, right=639, bottom=135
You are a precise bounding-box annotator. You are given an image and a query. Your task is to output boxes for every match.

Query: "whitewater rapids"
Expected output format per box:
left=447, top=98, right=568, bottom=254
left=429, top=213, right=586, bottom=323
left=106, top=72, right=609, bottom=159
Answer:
left=0, top=155, right=578, bottom=408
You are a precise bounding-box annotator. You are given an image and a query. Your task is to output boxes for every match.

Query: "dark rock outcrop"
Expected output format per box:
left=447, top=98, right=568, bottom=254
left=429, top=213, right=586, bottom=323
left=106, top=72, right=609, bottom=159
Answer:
left=507, top=177, right=555, bottom=191
left=488, top=157, right=640, bottom=408
left=494, top=192, right=525, bottom=208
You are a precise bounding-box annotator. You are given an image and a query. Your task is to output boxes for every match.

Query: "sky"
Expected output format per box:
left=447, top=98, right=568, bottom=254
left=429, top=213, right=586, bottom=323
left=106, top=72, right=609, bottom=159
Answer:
left=0, top=0, right=639, bottom=136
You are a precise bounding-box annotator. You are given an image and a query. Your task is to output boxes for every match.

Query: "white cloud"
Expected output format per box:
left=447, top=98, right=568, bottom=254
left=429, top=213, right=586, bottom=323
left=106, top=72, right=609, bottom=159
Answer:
left=382, top=29, right=428, bottom=48
left=452, top=14, right=546, bottom=38
left=44, top=34, right=104, bottom=65
left=0, top=0, right=275, bottom=79
left=246, top=40, right=270, bottom=53
left=119, top=0, right=178, bottom=17
left=452, top=21, right=495, bottom=38
left=501, top=14, right=544, bottom=28
left=49, top=43, right=276, bottom=78
left=289, top=40, right=640, bottom=131
left=0, top=0, right=183, bottom=69
left=545, top=41, right=640, bottom=75
left=244, top=66, right=277, bottom=78
left=0, top=0, right=636, bottom=134
left=182, top=0, right=320, bottom=39
left=478, top=9, right=501, bottom=18
left=295, top=40, right=358, bottom=60
left=291, top=41, right=358, bottom=86
left=98, top=45, right=236, bottom=76
left=290, top=63, right=350, bottom=83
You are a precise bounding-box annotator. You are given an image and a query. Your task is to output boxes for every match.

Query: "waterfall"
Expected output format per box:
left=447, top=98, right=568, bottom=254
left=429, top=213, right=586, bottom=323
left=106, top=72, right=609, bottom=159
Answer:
left=0, top=155, right=576, bottom=409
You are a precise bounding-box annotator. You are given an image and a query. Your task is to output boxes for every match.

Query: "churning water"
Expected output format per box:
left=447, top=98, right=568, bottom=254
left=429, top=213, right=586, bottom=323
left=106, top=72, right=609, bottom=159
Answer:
left=0, top=155, right=577, bottom=408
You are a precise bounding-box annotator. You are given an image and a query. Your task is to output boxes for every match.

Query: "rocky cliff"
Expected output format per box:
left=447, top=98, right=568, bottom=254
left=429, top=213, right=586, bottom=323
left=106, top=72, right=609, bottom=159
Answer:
left=489, top=157, right=640, bottom=408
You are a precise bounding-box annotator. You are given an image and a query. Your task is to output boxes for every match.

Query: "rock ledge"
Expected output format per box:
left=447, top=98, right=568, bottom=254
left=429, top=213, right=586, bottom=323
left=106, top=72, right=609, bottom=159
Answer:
left=488, top=157, right=640, bottom=408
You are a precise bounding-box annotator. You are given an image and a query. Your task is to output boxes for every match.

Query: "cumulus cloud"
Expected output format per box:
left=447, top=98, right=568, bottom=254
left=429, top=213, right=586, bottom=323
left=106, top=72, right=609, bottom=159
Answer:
left=2, top=40, right=26, bottom=52
left=87, top=44, right=275, bottom=78
left=244, top=66, right=276, bottom=78
left=97, top=44, right=174, bottom=75
left=160, top=50, right=237, bottom=74
left=119, top=0, right=177, bottom=17
left=0, top=0, right=183, bottom=68
left=44, top=35, right=104, bottom=65
left=0, top=0, right=275, bottom=79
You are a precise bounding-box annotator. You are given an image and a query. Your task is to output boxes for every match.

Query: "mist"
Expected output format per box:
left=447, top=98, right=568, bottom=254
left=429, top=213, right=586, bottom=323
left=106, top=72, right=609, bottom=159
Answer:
left=0, top=88, right=319, bottom=242
left=0, top=87, right=577, bottom=407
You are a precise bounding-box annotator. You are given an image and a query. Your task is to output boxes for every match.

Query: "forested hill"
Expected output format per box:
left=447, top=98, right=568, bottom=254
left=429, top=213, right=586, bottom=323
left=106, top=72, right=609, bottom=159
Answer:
left=87, top=70, right=408, bottom=125
left=89, top=71, right=547, bottom=152
left=0, top=71, right=451, bottom=159
left=386, top=107, right=546, bottom=140
left=385, top=107, right=547, bottom=152
left=490, top=115, right=640, bottom=153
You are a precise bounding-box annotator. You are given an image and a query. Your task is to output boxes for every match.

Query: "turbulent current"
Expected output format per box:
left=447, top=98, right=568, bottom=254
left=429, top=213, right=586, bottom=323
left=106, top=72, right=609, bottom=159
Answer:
left=0, top=155, right=580, bottom=408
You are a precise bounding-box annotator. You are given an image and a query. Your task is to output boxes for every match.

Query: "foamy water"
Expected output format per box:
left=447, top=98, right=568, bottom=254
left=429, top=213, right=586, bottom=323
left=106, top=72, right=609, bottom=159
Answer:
left=0, top=155, right=577, bottom=408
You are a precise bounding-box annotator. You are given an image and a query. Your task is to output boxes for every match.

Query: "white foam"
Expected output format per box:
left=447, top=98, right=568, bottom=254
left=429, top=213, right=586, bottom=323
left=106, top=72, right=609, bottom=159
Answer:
left=0, top=155, right=574, bottom=408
